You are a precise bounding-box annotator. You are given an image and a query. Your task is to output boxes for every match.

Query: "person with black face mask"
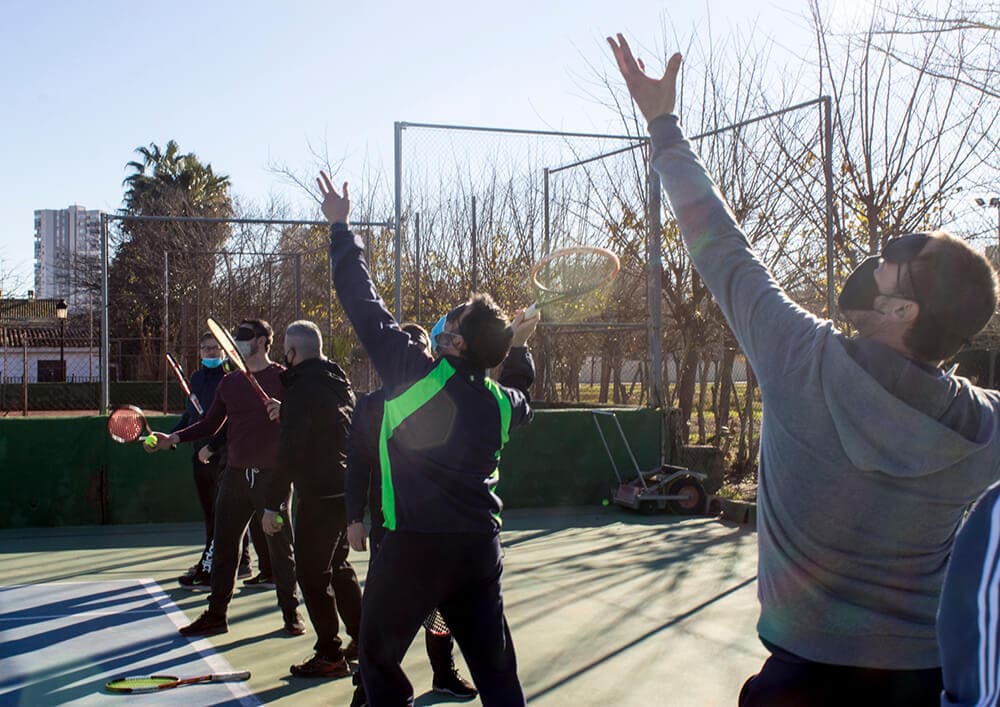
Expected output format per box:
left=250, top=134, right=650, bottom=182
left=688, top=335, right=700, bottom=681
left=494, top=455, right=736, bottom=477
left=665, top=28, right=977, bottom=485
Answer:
left=150, top=318, right=303, bottom=638
left=257, top=320, right=363, bottom=680
left=609, top=32, right=1000, bottom=706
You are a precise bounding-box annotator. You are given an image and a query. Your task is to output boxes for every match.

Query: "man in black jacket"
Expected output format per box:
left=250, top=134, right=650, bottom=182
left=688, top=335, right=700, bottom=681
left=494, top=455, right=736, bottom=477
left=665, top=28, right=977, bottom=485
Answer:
left=262, top=319, right=362, bottom=679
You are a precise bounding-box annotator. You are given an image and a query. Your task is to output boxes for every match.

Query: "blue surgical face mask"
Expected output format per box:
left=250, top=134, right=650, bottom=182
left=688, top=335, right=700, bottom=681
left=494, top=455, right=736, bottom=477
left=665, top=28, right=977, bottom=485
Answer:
left=430, top=315, right=448, bottom=354
left=202, top=357, right=224, bottom=368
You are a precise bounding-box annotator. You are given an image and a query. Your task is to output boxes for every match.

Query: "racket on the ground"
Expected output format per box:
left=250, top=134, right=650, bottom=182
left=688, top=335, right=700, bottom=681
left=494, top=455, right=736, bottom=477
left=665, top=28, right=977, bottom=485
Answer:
left=105, top=670, right=251, bottom=694
left=107, top=405, right=158, bottom=449
left=165, top=353, right=204, bottom=416
left=524, top=246, right=621, bottom=319
left=422, top=609, right=450, bottom=637
left=205, top=317, right=271, bottom=404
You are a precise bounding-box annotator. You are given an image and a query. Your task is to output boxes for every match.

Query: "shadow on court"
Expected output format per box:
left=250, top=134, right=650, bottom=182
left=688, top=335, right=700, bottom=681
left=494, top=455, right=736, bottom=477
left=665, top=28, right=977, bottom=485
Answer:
left=0, top=507, right=763, bottom=707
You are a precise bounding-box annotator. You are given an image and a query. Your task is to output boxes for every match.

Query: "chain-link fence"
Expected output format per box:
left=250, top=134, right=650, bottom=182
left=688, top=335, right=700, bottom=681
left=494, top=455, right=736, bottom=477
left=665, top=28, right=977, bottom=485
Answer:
left=393, top=122, right=657, bottom=406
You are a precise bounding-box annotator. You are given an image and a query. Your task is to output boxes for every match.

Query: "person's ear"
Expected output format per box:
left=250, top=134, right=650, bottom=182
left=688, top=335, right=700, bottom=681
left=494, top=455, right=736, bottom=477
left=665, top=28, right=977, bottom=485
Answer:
left=892, top=299, right=919, bottom=324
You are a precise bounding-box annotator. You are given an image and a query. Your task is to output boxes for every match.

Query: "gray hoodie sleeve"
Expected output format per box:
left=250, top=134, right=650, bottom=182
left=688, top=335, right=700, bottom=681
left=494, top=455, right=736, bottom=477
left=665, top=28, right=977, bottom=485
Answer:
left=649, top=114, right=827, bottom=384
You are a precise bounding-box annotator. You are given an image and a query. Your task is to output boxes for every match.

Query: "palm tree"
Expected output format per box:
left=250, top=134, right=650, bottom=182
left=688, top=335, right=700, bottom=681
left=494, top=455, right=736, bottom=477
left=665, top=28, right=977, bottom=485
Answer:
left=110, top=141, right=233, bottom=381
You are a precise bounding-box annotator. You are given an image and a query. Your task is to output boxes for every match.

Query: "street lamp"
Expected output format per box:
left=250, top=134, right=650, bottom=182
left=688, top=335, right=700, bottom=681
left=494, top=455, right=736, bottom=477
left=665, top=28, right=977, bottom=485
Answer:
left=56, top=298, right=68, bottom=382
left=975, top=197, right=1000, bottom=258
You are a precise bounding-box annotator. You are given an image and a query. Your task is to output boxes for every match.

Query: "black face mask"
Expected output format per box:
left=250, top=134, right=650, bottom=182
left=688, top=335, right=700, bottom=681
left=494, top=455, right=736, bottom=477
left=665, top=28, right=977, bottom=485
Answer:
left=838, top=233, right=932, bottom=313
left=283, top=348, right=296, bottom=368
left=837, top=256, right=881, bottom=312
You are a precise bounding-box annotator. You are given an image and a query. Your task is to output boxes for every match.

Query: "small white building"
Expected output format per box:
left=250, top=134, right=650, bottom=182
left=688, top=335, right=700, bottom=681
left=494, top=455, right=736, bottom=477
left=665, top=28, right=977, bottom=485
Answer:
left=0, top=298, right=100, bottom=382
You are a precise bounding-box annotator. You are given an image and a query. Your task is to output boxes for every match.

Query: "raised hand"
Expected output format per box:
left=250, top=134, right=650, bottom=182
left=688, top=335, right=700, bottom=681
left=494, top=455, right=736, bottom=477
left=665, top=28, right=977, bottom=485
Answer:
left=607, top=33, right=682, bottom=123
left=317, top=171, right=350, bottom=224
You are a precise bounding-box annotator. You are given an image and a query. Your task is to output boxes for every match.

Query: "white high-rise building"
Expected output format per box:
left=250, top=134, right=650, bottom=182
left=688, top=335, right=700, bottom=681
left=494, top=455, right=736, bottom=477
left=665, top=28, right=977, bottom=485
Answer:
left=34, top=206, right=102, bottom=311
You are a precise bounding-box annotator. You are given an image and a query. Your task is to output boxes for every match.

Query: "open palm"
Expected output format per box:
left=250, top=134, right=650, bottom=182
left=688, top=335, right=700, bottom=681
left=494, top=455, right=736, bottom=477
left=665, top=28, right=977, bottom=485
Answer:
left=607, top=33, right=682, bottom=123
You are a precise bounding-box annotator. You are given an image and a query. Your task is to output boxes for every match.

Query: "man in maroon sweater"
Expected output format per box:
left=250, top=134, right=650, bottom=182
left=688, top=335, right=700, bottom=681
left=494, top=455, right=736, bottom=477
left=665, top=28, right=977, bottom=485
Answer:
left=151, top=319, right=303, bottom=637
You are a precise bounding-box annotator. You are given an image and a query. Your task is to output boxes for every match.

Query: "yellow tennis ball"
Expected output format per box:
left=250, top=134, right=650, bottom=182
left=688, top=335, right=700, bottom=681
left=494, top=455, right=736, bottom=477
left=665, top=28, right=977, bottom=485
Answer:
left=144, top=435, right=157, bottom=448
left=275, top=515, right=284, bottom=526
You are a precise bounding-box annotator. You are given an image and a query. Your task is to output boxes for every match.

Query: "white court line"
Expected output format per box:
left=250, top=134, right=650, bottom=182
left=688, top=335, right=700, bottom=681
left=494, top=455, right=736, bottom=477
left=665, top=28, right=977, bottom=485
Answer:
left=138, top=578, right=260, bottom=706
left=1, top=579, right=262, bottom=705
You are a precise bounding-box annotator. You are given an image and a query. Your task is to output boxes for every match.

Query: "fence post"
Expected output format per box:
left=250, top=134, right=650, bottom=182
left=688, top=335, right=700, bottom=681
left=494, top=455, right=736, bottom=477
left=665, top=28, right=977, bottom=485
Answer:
left=647, top=167, right=664, bottom=410
left=163, top=251, right=169, bottom=414
left=471, top=194, right=478, bottom=293
left=100, top=212, right=110, bottom=414
left=394, top=121, right=404, bottom=321
left=415, top=213, right=421, bottom=323
left=22, top=337, right=28, bottom=416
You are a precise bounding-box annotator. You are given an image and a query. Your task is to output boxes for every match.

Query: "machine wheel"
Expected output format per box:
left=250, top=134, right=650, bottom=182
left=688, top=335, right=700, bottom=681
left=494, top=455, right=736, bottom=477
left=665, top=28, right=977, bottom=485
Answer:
left=666, top=476, right=707, bottom=515
left=638, top=499, right=659, bottom=514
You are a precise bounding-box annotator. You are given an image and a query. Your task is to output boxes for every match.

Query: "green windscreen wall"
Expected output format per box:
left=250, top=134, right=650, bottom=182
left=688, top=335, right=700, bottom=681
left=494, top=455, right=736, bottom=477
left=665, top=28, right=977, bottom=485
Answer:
left=0, top=408, right=664, bottom=529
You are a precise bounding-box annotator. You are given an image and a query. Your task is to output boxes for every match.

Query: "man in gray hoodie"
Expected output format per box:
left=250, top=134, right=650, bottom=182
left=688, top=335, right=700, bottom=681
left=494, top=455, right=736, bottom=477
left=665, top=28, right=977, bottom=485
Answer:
left=609, top=33, right=1000, bottom=706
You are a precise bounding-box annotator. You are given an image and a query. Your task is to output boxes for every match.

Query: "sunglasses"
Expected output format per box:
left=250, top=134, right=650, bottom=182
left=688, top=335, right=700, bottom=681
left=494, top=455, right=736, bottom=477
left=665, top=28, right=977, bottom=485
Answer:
left=880, top=233, right=932, bottom=302
left=234, top=327, right=264, bottom=342
left=882, top=233, right=932, bottom=264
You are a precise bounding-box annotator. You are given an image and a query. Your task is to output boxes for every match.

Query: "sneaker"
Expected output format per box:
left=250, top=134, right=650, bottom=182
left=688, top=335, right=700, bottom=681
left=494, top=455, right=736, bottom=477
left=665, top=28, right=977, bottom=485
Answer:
left=178, top=569, right=211, bottom=592
left=283, top=610, right=306, bottom=636
left=342, top=639, right=360, bottom=661
left=179, top=611, right=228, bottom=637
left=243, top=572, right=275, bottom=589
left=177, top=563, right=200, bottom=582
left=432, top=668, right=477, bottom=699
left=237, top=564, right=253, bottom=580
left=349, top=683, right=368, bottom=707
left=289, top=654, right=352, bottom=679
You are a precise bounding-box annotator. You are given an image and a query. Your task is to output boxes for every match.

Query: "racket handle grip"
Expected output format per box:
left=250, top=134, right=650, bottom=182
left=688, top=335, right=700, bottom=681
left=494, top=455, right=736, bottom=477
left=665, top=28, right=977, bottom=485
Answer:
left=524, top=303, right=539, bottom=320
left=212, top=671, right=252, bottom=682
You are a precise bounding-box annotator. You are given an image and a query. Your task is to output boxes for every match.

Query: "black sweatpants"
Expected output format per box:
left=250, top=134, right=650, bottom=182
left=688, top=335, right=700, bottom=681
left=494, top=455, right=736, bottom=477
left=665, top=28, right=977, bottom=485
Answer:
left=294, top=496, right=362, bottom=659
left=192, top=456, right=255, bottom=572
left=739, top=647, right=943, bottom=707
left=206, top=467, right=298, bottom=618
left=359, top=531, right=524, bottom=707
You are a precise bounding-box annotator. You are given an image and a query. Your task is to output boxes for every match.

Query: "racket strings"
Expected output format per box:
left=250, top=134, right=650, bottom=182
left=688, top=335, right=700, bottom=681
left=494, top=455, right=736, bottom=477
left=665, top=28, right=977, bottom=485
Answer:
left=534, top=250, right=618, bottom=295
left=107, top=677, right=175, bottom=689
left=107, top=411, right=144, bottom=442
left=423, top=609, right=450, bottom=636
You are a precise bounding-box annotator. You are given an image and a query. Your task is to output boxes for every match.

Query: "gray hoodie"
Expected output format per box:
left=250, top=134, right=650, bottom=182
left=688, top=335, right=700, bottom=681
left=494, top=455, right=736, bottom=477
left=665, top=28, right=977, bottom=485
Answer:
left=650, top=113, right=1000, bottom=669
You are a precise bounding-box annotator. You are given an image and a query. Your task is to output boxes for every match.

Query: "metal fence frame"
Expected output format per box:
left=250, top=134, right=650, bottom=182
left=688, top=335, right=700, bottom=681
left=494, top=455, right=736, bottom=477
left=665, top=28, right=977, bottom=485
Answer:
left=97, top=214, right=392, bottom=413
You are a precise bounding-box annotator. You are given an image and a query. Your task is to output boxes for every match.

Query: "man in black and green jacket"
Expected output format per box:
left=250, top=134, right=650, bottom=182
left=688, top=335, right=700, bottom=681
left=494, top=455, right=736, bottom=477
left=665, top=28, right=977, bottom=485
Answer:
left=319, top=171, right=537, bottom=707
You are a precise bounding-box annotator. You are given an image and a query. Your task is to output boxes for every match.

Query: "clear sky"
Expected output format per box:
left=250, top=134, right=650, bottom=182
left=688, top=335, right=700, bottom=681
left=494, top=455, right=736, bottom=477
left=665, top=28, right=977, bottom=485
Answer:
left=0, top=0, right=818, bottom=294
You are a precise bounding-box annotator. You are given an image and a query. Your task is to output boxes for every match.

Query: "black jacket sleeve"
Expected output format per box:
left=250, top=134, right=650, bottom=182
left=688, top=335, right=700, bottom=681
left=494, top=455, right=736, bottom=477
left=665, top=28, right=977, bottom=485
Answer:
left=345, top=393, right=379, bottom=522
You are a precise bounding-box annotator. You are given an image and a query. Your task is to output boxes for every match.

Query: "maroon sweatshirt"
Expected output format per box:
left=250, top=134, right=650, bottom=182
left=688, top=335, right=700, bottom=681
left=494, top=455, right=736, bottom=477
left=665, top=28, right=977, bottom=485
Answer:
left=175, top=363, right=285, bottom=469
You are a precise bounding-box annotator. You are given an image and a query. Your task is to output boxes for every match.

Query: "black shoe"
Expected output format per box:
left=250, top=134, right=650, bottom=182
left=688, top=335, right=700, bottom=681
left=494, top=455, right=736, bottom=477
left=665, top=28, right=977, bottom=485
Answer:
left=432, top=668, right=477, bottom=699
left=349, top=683, right=368, bottom=707
left=243, top=572, right=275, bottom=589
left=177, top=563, right=200, bottom=581
left=179, top=611, right=228, bottom=637
left=342, top=639, right=360, bottom=661
left=283, top=610, right=306, bottom=636
left=178, top=569, right=211, bottom=592
left=289, top=653, right=352, bottom=678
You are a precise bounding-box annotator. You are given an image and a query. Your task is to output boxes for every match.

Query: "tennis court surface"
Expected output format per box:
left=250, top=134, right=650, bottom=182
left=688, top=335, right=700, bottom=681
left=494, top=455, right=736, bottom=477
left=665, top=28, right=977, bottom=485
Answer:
left=0, top=508, right=763, bottom=706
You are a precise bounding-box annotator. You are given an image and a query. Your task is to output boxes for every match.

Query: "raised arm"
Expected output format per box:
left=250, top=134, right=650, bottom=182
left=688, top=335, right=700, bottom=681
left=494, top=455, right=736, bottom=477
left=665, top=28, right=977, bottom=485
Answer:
left=608, top=34, right=825, bottom=382
left=319, top=173, right=434, bottom=392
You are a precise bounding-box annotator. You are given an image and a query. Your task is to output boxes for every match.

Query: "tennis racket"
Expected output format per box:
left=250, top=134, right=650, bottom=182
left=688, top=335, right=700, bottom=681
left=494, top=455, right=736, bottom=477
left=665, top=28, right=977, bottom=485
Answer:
left=107, top=405, right=158, bottom=449
left=524, top=246, right=620, bottom=319
left=165, top=353, right=204, bottom=416
left=205, top=317, right=271, bottom=404
left=105, top=670, right=251, bottom=694
left=422, top=609, right=450, bottom=637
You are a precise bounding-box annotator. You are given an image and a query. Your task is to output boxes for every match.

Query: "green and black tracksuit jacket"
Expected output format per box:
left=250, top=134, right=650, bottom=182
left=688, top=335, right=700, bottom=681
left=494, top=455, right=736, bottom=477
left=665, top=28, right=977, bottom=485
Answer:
left=331, top=222, right=534, bottom=535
